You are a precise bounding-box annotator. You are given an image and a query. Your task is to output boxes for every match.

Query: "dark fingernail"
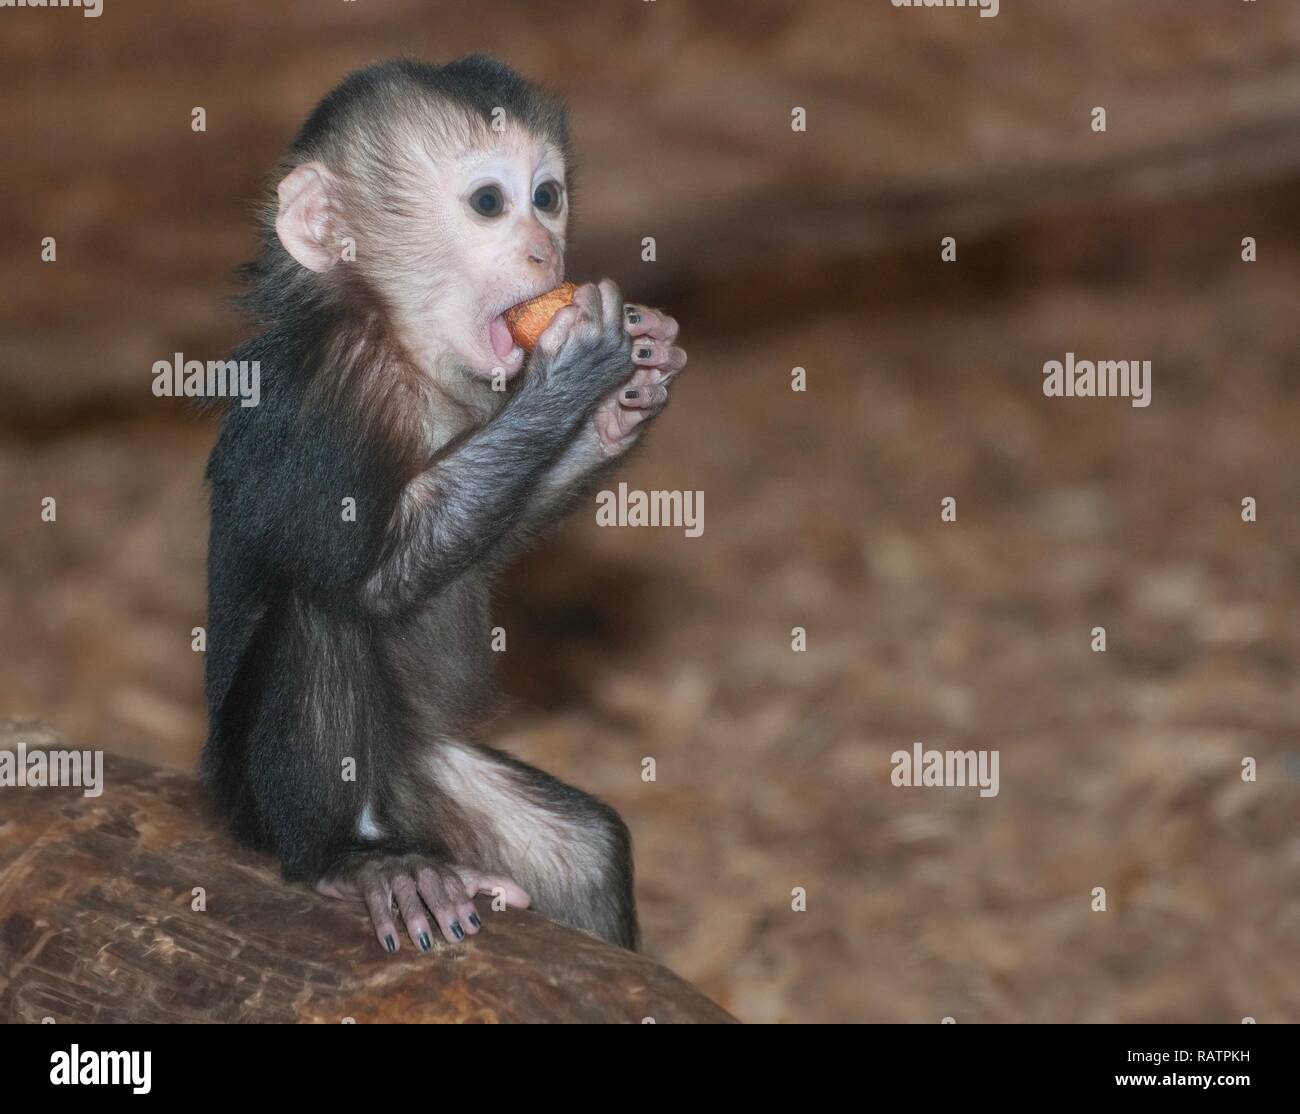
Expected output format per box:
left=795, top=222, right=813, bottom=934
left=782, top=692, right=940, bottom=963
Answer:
left=637, top=348, right=652, bottom=359
left=418, top=931, right=432, bottom=952
left=451, top=921, right=465, bottom=941
left=627, top=313, right=641, bottom=324
left=385, top=934, right=396, bottom=953
left=468, top=913, right=482, bottom=929
left=624, top=389, right=640, bottom=400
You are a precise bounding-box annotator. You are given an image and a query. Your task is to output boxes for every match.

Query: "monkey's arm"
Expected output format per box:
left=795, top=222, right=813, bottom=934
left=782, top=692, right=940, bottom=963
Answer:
left=480, top=427, right=620, bottom=566
left=362, top=283, right=633, bottom=611
left=489, top=304, right=687, bottom=561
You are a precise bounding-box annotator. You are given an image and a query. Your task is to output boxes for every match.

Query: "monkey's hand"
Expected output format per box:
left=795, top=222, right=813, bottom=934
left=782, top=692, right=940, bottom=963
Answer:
left=593, top=303, right=687, bottom=457
left=529, top=279, right=636, bottom=406
left=315, top=853, right=530, bottom=954
left=478, top=289, right=683, bottom=565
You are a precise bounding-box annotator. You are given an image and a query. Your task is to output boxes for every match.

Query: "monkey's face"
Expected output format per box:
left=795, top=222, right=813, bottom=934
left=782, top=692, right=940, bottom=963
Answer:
left=408, top=127, right=568, bottom=381
left=275, top=124, right=567, bottom=383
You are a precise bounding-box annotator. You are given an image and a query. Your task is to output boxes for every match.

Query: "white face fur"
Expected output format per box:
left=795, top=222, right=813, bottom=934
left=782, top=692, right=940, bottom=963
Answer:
left=424, top=129, right=568, bottom=380
left=275, top=123, right=568, bottom=383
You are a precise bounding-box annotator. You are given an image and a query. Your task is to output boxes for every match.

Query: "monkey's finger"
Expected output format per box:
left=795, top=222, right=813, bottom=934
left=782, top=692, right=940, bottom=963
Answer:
left=596, top=278, right=624, bottom=329
left=608, top=364, right=658, bottom=398
left=624, top=305, right=679, bottom=345
left=660, top=345, right=689, bottom=373
left=571, top=281, right=603, bottom=323
left=630, top=339, right=658, bottom=365
left=619, top=382, right=669, bottom=411
left=630, top=340, right=687, bottom=374
left=361, top=880, right=400, bottom=954
left=598, top=403, right=658, bottom=449
left=534, top=304, right=581, bottom=360
left=460, top=871, right=532, bottom=909
left=391, top=873, right=435, bottom=953
left=629, top=340, right=678, bottom=369
left=596, top=399, right=663, bottom=452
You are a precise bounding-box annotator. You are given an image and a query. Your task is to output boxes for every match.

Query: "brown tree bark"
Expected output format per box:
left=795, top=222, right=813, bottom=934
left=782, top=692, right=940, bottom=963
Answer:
left=0, top=724, right=734, bottom=1024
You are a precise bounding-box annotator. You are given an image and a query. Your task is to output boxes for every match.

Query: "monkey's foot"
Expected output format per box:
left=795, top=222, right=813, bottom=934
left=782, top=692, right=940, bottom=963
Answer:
left=315, top=854, right=530, bottom=954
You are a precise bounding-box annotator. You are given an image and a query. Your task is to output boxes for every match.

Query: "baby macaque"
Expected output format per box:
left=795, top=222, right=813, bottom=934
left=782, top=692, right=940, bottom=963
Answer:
left=202, top=57, right=686, bottom=953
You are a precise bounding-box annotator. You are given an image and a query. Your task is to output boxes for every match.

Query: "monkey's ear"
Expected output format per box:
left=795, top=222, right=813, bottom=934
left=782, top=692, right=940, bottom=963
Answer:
left=275, top=162, right=341, bottom=273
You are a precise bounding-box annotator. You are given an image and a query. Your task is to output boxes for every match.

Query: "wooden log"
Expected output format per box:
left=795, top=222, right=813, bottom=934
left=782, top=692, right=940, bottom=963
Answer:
left=0, top=724, right=734, bottom=1024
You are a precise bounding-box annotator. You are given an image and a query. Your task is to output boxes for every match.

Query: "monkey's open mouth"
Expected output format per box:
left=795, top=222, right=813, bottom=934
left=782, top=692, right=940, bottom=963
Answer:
left=488, top=314, right=517, bottom=360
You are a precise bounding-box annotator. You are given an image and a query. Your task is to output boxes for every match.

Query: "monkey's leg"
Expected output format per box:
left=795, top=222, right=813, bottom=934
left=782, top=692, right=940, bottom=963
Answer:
left=425, top=740, right=640, bottom=951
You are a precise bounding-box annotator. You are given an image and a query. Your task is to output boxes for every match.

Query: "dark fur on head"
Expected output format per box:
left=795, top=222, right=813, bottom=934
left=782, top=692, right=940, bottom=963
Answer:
left=240, top=56, right=572, bottom=332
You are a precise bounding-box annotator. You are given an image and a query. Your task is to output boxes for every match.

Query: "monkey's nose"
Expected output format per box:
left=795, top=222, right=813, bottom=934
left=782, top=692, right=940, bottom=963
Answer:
left=526, top=245, right=550, bottom=266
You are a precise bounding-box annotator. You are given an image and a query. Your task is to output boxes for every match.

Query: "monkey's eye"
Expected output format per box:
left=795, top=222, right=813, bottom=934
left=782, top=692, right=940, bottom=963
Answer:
left=469, top=185, right=505, bottom=217
left=532, top=180, right=563, bottom=215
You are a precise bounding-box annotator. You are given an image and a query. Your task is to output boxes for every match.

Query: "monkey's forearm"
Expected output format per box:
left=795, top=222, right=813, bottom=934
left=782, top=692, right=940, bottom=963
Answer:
left=532, top=433, right=612, bottom=516
left=362, top=306, right=633, bottom=607
left=486, top=425, right=622, bottom=567
left=362, top=382, right=587, bottom=608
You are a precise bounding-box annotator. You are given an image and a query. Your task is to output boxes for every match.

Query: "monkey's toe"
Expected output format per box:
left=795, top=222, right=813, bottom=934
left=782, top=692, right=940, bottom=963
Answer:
left=428, top=900, right=478, bottom=944
left=358, top=878, right=402, bottom=955
left=392, top=873, right=436, bottom=952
